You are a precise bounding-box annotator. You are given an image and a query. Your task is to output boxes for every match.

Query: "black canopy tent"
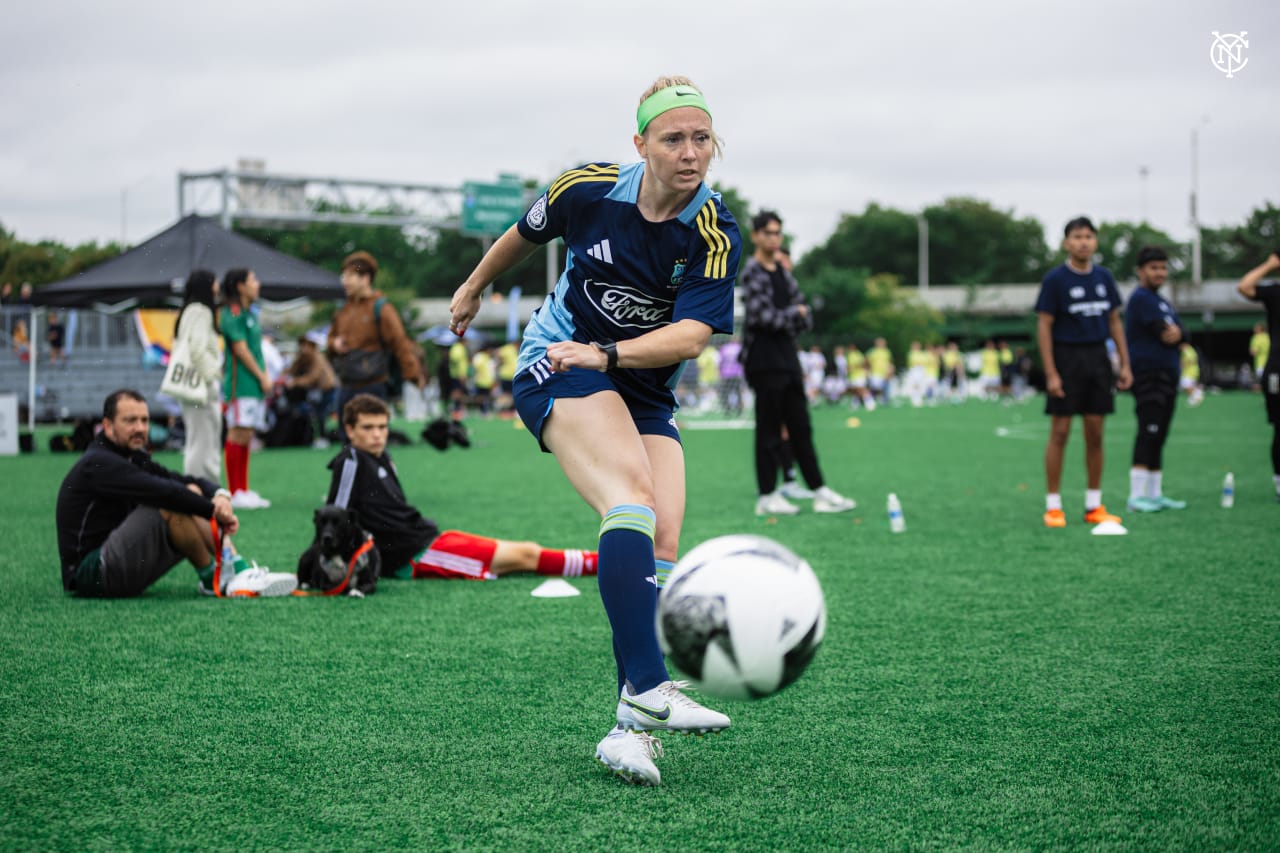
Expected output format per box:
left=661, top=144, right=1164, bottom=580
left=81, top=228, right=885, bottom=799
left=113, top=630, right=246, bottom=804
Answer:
left=15, top=215, right=342, bottom=430
left=33, top=214, right=342, bottom=308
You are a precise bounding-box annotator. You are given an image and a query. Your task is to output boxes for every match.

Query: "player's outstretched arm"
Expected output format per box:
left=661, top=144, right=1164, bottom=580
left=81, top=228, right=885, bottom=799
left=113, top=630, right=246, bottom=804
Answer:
left=450, top=225, right=540, bottom=335
left=1238, top=252, right=1280, bottom=300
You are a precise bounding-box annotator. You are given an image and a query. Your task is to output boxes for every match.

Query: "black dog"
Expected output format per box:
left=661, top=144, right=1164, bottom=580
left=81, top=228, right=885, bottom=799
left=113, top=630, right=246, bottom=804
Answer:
left=296, top=505, right=381, bottom=597
left=422, top=417, right=471, bottom=451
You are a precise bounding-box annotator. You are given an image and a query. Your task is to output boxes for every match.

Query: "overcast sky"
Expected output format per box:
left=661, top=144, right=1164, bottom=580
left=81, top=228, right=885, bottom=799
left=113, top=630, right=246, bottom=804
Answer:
left=2, top=0, right=1276, bottom=263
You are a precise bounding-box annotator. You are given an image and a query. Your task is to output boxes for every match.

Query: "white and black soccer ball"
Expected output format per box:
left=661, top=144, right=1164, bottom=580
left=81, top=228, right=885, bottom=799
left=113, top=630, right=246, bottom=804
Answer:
left=657, top=534, right=825, bottom=700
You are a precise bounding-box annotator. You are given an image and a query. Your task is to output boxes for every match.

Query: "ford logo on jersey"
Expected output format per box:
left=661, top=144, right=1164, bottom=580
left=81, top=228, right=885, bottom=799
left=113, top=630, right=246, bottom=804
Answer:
left=583, top=279, right=673, bottom=330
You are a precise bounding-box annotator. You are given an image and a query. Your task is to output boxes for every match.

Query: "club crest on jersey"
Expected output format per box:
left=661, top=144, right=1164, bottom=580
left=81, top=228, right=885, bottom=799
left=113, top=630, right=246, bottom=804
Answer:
left=526, top=194, right=548, bottom=231
left=1095, top=284, right=1107, bottom=297
left=669, top=259, right=687, bottom=288
left=583, top=279, right=673, bottom=330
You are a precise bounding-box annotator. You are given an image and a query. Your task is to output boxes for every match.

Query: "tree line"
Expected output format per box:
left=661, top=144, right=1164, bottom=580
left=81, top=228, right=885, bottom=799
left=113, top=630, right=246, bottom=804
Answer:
left=4, top=194, right=1275, bottom=359
left=7, top=196, right=1274, bottom=295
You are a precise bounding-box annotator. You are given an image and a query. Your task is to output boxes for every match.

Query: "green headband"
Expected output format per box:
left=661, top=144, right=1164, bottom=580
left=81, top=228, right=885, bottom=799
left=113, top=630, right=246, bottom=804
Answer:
left=636, top=85, right=712, bottom=134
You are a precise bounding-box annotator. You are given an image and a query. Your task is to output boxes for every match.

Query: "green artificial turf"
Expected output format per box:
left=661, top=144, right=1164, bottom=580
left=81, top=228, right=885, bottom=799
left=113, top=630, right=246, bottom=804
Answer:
left=0, top=393, right=1276, bottom=850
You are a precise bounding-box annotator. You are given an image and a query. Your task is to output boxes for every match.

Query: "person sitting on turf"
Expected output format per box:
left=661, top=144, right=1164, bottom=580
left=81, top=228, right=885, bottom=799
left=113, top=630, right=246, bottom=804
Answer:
left=326, top=393, right=598, bottom=580
left=55, top=389, right=297, bottom=598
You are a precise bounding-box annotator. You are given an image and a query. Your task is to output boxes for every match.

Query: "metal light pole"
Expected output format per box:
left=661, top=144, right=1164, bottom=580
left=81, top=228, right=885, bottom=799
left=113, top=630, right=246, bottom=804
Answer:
left=1138, top=165, right=1150, bottom=224
left=1190, top=117, right=1209, bottom=287
left=916, top=213, right=929, bottom=292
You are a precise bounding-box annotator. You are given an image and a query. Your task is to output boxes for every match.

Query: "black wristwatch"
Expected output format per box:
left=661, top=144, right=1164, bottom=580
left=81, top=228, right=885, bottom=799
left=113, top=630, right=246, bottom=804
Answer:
left=591, top=341, right=618, bottom=372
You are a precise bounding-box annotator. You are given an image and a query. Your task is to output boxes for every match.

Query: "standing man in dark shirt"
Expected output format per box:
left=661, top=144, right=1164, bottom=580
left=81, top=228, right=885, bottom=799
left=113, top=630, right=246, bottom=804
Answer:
left=46, top=311, right=66, bottom=365
left=1237, top=251, right=1280, bottom=502
left=740, top=210, right=855, bottom=517
left=55, top=389, right=296, bottom=598
left=1124, top=246, right=1187, bottom=513
left=326, top=394, right=597, bottom=580
left=1036, top=216, right=1132, bottom=528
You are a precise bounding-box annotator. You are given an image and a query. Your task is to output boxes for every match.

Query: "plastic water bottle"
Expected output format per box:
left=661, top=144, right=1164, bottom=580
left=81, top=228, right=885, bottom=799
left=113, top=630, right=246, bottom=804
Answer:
left=1221, top=473, right=1234, bottom=508
left=887, top=493, right=906, bottom=533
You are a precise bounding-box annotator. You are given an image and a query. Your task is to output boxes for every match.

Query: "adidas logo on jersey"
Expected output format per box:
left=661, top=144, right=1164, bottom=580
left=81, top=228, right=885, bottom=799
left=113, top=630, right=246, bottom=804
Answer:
left=587, top=239, right=613, bottom=264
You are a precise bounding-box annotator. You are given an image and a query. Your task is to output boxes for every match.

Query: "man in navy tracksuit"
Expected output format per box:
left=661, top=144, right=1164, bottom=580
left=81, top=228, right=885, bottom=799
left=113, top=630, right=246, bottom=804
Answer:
left=1124, top=246, right=1188, bottom=513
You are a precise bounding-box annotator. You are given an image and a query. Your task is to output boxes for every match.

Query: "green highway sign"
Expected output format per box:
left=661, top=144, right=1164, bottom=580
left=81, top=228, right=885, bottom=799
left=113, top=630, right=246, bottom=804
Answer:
left=461, top=179, right=527, bottom=236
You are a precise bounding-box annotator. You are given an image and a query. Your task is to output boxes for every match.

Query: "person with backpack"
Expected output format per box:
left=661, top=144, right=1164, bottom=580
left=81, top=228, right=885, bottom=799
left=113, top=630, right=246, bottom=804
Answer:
left=327, top=250, right=426, bottom=415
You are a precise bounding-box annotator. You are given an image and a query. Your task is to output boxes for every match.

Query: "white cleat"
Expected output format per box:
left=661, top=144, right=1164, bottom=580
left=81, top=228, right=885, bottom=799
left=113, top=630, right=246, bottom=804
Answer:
left=596, top=726, right=663, bottom=786
left=813, top=486, right=856, bottom=514
left=230, top=490, right=272, bottom=509
left=779, top=481, right=815, bottom=500
left=755, top=491, right=800, bottom=517
left=616, top=680, right=731, bottom=734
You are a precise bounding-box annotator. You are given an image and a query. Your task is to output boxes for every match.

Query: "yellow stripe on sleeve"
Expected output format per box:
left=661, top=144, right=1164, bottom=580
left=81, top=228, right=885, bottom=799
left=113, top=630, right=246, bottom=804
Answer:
left=695, top=202, right=730, bottom=279
left=548, top=164, right=620, bottom=205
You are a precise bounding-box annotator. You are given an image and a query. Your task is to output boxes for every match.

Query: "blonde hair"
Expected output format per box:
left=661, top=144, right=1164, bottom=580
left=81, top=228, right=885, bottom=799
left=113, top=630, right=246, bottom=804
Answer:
left=637, top=75, right=723, bottom=158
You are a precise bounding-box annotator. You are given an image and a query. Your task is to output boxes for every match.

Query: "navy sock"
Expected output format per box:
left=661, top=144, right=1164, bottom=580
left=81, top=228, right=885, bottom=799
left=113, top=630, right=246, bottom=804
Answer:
left=611, top=635, right=626, bottom=696
left=597, top=504, right=667, bottom=695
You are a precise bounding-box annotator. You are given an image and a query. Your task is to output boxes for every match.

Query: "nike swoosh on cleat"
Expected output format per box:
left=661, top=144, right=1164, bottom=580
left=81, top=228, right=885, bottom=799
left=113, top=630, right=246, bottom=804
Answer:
left=621, top=698, right=672, bottom=722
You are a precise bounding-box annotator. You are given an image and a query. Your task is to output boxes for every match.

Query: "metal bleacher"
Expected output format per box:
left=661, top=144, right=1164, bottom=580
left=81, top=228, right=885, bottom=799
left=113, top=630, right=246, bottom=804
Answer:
left=1, top=307, right=165, bottom=421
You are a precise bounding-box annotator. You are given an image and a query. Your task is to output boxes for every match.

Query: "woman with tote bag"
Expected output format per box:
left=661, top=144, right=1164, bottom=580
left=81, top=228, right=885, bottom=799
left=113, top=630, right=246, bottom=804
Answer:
left=172, top=270, right=224, bottom=484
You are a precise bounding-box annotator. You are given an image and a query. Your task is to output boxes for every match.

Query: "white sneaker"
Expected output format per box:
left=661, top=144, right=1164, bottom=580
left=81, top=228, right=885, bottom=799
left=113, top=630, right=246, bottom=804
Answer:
left=230, top=490, right=271, bottom=509
left=225, top=565, right=297, bottom=597
left=755, top=491, right=800, bottom=516
left=596, top=725, right=663, bottom=786
left=813, top=485, right=856, bottom=513
left=779, top=481, right=815, bottom=500
left=617, top=680, right=731, bottom=734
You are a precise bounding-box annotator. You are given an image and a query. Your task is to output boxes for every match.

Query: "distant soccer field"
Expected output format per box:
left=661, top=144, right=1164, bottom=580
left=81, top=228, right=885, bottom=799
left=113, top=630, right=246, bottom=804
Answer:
left=1, top=393, right=1276, bottom=849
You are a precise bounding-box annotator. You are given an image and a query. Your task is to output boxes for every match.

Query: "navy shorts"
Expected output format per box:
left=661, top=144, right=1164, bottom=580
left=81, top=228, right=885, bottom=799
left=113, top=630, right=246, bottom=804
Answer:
left=1046, top=342, right=1115, bottom=417
left=513, top=359, right=680, bottom=452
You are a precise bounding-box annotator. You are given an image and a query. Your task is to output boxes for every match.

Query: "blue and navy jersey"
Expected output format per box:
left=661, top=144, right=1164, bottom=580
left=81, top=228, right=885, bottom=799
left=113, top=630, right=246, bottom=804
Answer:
left=1035, top=263, right=1122, bottom=344
left=1125, top=286, right=1184, bottom=375
left=514, top=161, right=740, bottom=409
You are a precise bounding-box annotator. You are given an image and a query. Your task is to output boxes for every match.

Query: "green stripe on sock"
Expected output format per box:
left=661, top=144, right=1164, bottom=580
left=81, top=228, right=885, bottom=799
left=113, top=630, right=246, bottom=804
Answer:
left=599, top=505, right=656, bottom=540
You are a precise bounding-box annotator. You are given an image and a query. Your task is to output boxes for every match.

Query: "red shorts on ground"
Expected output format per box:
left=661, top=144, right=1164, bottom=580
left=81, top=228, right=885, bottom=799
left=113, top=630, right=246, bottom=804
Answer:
left=410, top=530, right=499, bottom=580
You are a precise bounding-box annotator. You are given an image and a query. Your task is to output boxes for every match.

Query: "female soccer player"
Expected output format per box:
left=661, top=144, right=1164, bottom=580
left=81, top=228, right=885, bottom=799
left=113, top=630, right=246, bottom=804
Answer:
left=221, top=268, right=273, bottom=509
left=450, top=75, right=740, bottom=786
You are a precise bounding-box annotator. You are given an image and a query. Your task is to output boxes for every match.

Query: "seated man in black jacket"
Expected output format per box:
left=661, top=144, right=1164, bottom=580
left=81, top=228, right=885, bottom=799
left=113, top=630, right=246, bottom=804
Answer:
left=56, top=389, right=297, bottom=598
left=326, top=394, right=597, bottom=581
